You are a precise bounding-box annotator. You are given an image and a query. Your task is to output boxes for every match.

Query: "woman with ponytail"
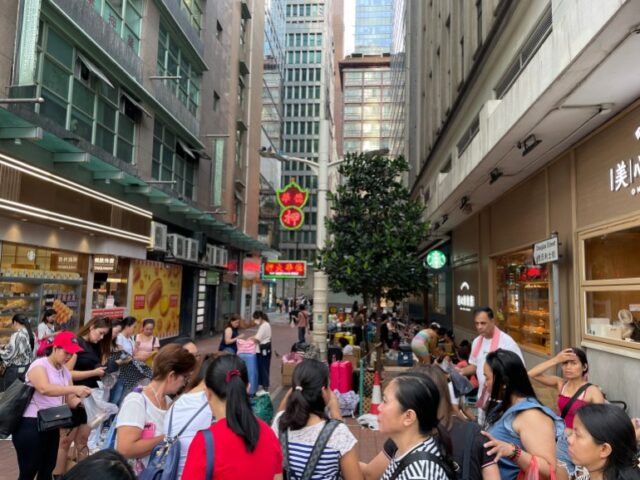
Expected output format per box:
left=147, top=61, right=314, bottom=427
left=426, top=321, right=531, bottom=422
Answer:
left=273, top=359, right=362, bottom=480
left=182, top=354, right=283, bottom=479
left=0, top=313, right=35, bottom=389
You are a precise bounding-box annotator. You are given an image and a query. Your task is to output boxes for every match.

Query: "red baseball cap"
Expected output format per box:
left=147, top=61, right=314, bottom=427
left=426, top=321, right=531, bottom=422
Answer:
left=52, top=331, right=84, bottom=354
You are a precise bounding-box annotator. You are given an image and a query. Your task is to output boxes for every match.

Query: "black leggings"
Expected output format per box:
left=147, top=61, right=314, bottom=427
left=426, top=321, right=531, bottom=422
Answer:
left=12, top=417, right=60, bottom=480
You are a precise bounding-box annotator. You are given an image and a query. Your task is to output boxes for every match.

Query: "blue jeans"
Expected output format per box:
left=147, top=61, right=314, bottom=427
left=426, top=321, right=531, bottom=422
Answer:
left=298, top=326, right=306, bottom=344
left=239, top=353, right=259, bottom=396
left=109, top=379, right=126, bottom=407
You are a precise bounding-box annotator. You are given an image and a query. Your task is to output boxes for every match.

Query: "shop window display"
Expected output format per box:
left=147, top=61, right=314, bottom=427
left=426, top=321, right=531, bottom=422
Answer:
left=581, top=225, right=640, bottom=347
left=495, top=249, right=551, bottom=354
left=0, top=242, right=86, bottom=341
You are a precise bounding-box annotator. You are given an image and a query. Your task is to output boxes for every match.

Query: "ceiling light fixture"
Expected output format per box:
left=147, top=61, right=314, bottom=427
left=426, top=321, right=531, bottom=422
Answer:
left=517, top=134, right=542, bottom=157
left=489, top=168, right=503, bottom=184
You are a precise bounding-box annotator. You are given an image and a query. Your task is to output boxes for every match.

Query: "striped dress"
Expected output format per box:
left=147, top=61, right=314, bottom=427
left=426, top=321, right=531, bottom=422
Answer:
left=272, top=411, right=357, bottom=479
left=381, top=437, right=450, bottom=480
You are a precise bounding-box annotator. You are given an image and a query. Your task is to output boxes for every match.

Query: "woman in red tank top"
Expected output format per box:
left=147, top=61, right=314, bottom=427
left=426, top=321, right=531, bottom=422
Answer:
left=527, top=347, right=604, bottom=430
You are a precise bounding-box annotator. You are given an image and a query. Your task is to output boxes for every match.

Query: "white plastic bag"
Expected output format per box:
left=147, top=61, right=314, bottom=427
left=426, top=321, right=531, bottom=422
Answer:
left=82, top=388, right=119, bottom=430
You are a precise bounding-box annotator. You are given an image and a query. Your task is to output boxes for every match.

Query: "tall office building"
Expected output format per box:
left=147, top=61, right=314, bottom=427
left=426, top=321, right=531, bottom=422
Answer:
left=279, top=0, right=340, bottom=298
left=340, top=55, right=393, bottom=155
left=259, top=0, right=287, bottom=307
left=354, top=0, right=393, bottom=55
left=389, top=0, right=406, bottom=157
left=0, top=0, right=267, bottom=336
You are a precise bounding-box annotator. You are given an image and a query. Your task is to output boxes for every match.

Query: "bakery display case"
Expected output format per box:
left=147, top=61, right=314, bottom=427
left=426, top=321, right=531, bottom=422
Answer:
left=495, top=249, right=552, bottom=355
left=0, top=242, right=87, bottom=333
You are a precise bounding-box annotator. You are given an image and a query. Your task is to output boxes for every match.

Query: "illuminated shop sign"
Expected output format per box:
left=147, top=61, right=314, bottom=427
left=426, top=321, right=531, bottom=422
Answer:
left=456, top=281, right=476, bottom=312
left=277, top=181, right=309, bottom=230
left=425, top=249, right=447, bottom=269
left=262, top=260, right=307, bottom=279
left=609, top=126, right=640, bottom=195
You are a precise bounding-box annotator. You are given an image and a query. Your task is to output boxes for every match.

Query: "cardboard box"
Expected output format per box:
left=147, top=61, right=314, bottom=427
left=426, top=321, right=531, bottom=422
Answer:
left=281, top=362, right=297, bottom=386
left=343, top=345, right=362, bottom=369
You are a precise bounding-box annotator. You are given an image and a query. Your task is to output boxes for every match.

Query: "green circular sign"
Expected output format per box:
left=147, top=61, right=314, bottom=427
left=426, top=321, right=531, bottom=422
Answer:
left=425, top=249, right=447, bottom=269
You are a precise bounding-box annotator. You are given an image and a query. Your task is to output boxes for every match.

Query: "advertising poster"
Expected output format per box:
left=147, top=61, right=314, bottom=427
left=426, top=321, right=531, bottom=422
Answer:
left=130, top=260, right=182, bottom=339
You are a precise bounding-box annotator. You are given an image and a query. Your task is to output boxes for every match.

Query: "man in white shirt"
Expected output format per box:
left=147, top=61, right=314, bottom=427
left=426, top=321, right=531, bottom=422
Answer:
left=458, top=306, right=523, bottom=423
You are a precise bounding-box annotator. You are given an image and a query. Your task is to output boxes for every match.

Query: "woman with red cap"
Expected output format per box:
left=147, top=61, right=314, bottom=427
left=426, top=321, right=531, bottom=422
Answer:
left=13, top=331, right=92, bottom=480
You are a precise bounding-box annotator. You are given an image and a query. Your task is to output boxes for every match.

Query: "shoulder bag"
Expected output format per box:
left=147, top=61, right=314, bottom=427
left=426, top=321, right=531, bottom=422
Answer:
left=36, top=369, right=75, bottom=432
left=389, top=450, right=456, bottom=480
left=279, top=419, right=341, bottom=480
left=0, top=379, right=35, bottom=438
left=560, top=383, right=592, bottom=419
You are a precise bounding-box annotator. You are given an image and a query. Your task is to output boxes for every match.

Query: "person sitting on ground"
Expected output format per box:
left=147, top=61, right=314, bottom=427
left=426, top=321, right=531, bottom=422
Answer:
left=527, top=347, right=604, bottom=431
left=273, top=359, right=362, bottom=480
left=62, top=449, right=135, bottom=480
left=182, top=354, right=283, bottom=479
left=567, top=403, right=640, bottom=480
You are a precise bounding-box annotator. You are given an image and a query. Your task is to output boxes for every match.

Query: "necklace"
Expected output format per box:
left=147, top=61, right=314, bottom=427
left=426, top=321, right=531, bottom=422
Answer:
left=147, top=383, right=164, bottom=408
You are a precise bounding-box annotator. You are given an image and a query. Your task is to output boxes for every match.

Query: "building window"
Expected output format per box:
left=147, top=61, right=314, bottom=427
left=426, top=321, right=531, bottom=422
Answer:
left=152, top=120, right=197, bottom=200
left=36, top=22, right=138, bottom=164
left=180, top=0, right=203, bottom=34
left=157, top=25, right=201, bottom=115
left=211, top=138, right=224, bottom=206
left=89, top=0, right=142, bottom=53
left=213, top=91, right=220, bottom=111
left=235, top=128, right=244, bottom=165
left=494, top=249, right=551, bottom=355
left=579, top=224, right=640, bottom=349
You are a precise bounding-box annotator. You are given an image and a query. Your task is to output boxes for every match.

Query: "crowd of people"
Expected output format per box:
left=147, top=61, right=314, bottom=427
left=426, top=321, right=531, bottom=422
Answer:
left=1, top=304, right=639, bottom=480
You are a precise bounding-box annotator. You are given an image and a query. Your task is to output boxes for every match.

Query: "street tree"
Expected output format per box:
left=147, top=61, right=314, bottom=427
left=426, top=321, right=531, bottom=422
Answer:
left=317, top=152, right=430, bottom=308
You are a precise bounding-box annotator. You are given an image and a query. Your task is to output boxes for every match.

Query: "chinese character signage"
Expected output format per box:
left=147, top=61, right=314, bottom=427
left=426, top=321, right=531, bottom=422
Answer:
left=608, top=127, right=640, bottom=195
left=53, top=254, right=79, bottom=271
left=93, top=255, right=117, bottom=273
left=533, top=237, right=559, bottom=265
left=277, top=180, right=309, bottom=230
left=262, top=260, right=307, bottom=279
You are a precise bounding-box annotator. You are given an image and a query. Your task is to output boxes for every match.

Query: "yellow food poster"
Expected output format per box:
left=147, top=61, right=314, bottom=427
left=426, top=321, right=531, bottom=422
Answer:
left=129, top=260, right=182, bottom=339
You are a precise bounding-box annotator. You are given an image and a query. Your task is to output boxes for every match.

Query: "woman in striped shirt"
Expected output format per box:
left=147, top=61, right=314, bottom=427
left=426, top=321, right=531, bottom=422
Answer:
left=273, top=359, right=362, bottom=480
left=377, top=372, right=454, bottom=480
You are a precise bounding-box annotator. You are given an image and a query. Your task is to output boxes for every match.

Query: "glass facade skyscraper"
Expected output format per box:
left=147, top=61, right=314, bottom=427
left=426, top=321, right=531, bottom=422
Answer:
left=278, top=0, right=337, bottom=286
left=354, top=0, right=393, bottom=55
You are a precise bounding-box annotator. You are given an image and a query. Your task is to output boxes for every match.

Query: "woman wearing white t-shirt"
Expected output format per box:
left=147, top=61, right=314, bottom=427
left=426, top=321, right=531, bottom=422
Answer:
left=250, top=311, right=273, bottom=391
left=162, top=354, right=214, bottom=479
left=116, top=344, right=196, bottom=474
left=36, top=309, right=56, bottom=354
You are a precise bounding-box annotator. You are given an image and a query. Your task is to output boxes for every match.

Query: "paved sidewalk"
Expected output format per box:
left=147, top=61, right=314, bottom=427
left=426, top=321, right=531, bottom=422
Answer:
left=0, top=312, right=383, bottom=478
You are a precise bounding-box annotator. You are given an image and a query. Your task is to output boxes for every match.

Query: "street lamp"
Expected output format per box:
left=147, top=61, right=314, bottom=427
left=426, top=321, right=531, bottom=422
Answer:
left=259, top=128, right=389, bottom=360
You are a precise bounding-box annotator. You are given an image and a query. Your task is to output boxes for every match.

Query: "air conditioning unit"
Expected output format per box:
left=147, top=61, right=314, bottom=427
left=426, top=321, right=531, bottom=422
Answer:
left=149, top=222, right=168, bottom=251
left=167, top=234, right=187, bottom=260
left=186, top=238, right=199, bottom=263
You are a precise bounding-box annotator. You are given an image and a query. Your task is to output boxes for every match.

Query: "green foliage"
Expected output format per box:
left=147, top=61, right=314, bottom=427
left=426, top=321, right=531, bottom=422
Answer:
left=316, top=152, right=430, bottom=304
